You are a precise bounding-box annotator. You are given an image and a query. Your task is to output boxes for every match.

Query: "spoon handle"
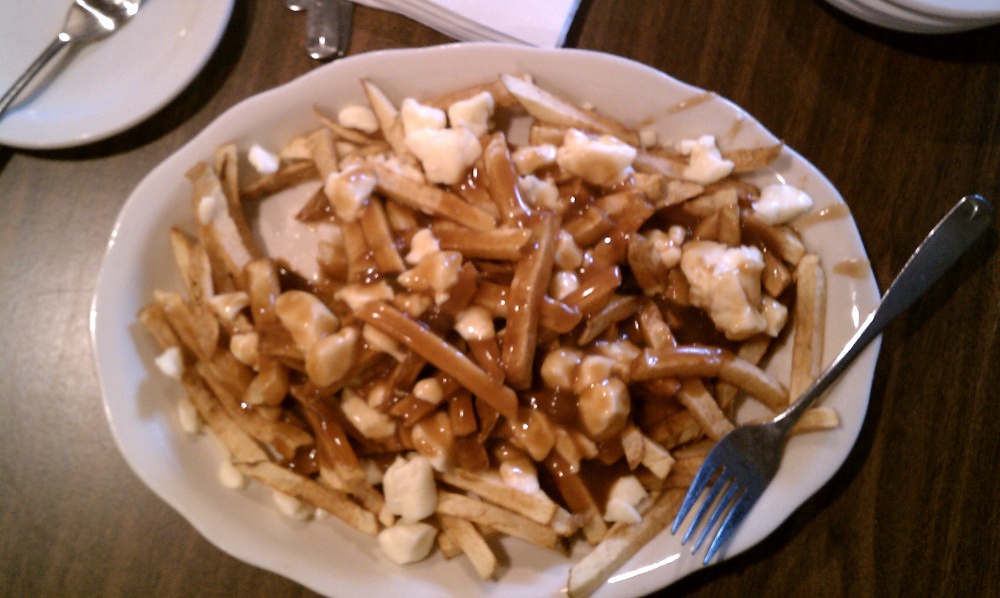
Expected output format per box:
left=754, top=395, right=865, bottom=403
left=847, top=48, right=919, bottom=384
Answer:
left=0, top=37, right=69, bottom=122
left=776, top=194, right=994, bottom=431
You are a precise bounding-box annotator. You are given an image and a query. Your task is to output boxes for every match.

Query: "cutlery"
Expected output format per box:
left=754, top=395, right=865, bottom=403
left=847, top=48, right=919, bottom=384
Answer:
left=306, top=0, right=354, bottom=61
left=0, top=0, right=143, bottom=122
left=672, top=194, right=994, bottom=564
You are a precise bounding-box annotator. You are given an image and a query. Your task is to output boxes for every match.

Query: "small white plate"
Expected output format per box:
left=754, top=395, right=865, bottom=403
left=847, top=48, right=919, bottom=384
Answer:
left=0, top=0, right=234, bottom=149
left=91, top=44, right=880, bottom=598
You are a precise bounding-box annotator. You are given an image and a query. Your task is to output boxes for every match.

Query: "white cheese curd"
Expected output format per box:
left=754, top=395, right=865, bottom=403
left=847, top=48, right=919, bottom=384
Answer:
left=378, top=522, right=438, bottom=565
left=274, top=290, right=340, bottom=352
left=453, top=305, right=496, bottom=341
left=208, top=291, right=249, bottom=321
left=324, top=165, right=377, bottom=223
left=549, top=270, right=580, bottom=300
left=680, top=240, right=768, bottom=340
left=553, top=230, right=584, bottom=271
left=176, top=395, right=202, bottom=434
left=760, top=295, right=789, bottom=337
left=556, top=129, right=637, bottom=187
left=647, top=229, right=683, bottom=270
left=335, top=280, right=395, bottom=313
left=229, top=332, right=259, bottom=367
left=678, top=134, right=734, bottom=184
left=413, top=377, right=444, bottom=405
left=499, top=460, right=541, bottom=494
left=196, top=194, right=217, bottom=225
left=337, top=104, right=380, bottom=133
left=753, top=183, right=814, bottom=225
left=218, top=460, right=247, bottom=490
left=400, top=98, right=447, bottom=135
left=248, top=144, right=281, bottom=175
left=573, top=355, right=616, bottom=394
left=511, top=144, right=558, bottom=175
left=517, top=174, right=560, bottom=210
left=342, top=390, right=397, bottom=439
left=405, top=127, right=482, bottom=185
left=273, top=491, right=315, bottom=520
left=404, top=228, right=440, bottom=265
left=539, top=347, right=582, bottom=390
left=604, top=475, right=648, bottom=524
left=383, top=454, right=438, bottom=522
left=154, top=347, right=184, bottom=380
left=447, top=91, right=495, bottom=137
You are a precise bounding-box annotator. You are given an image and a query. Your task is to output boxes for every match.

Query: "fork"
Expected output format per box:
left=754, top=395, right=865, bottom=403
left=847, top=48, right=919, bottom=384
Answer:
left=672, top=194, right=994, bottom=564
left=0, top=0, right=143, bottom=122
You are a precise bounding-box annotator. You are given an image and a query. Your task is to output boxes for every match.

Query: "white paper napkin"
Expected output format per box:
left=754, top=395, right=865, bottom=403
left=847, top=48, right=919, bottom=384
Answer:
left=351, top=0, right=582, bottom=48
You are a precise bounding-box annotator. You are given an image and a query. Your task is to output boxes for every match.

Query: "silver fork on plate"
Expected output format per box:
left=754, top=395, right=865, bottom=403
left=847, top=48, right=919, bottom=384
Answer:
left=0, top=0, right=143, bottom=121
left=672, top=194, right=994, bottom=564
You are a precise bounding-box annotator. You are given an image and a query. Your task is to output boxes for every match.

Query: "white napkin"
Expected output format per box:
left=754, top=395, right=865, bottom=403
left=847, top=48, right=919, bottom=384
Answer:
left=351, top=0, right=582, bottom=48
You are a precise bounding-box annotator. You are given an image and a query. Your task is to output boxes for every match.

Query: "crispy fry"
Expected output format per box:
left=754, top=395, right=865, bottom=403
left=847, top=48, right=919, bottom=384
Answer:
left=372, top=163, right=497, bottom=231
left=437, top=491, right=562, bottom=551
left=438, top=469, right=559, bottom=525
left=483, top=132, right=532, bottom=224
left=567, top=489, right=684, bottom=598
left=434, top=226, right=532, bottom=261
left=237, top=461, right=378, bottom=535
left=675, top=378, right=734, bottom=441
left=356, top=301, right=518, bottom=420
left=241, top=161, right=320, bottom=202
left=501, top=74, right=639, bottom=145
left=502, top=212, right=558, bottom=389
left=439, top=514, right=499, bottom=579
left=790, top=253, right=826, bottom=402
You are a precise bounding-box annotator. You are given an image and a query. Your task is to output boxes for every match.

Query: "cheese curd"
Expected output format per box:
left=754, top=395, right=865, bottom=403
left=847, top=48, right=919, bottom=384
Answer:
left=378, top=522, right=437, bottom=565
left=342, top=389, right=397, bottom=439
left=603, top=475, right=648, bottom=524
left=753, top=183, right=814, bottom=225
left=248, top=143, right=280, bottom=175
left=447, top=91, right=495, bottom=137
left=680, top=240, right=768, bottom=340
left=405, top=127, right=482, bottom=185
left=556, top=129, right=636, bottom=186
left=383, top=454, right=437, bottom=522
left=678, top=134, right=734, bottom=184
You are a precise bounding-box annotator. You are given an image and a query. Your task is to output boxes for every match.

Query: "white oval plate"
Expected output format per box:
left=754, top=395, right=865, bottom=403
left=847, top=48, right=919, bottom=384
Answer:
left=91, top=44, right=880, bottom=598
left=0, top=0, right=233, bottom=149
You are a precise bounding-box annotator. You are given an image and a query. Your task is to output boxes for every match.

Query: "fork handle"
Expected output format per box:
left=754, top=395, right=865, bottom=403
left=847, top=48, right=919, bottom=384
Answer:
left=0, top=37, right=70, bottom=122
left=774, top=195, right=994, bottom=433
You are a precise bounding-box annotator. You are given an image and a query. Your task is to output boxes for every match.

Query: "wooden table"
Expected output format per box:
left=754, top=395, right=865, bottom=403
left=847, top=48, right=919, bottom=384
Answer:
left=2, top=1, right=997, bottom=596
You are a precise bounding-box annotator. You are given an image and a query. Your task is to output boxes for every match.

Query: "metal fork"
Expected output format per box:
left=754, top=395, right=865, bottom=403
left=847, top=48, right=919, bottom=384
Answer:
left=0, top=0, right=143, bottom=121
left=672, top=194, right=994, bottom=564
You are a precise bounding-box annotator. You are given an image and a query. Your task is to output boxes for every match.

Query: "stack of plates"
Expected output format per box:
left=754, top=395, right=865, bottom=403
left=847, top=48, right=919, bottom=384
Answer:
left=825, top=0, right=1000, bottom=33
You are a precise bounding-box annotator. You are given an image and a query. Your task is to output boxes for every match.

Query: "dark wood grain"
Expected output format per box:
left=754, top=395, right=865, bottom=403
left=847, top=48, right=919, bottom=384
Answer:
left=1, top=1, right=997, bottom=596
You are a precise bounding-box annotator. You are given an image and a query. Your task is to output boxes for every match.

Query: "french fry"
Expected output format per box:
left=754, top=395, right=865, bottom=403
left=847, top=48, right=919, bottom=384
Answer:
left=438, top=469, right=559, bottom=525
left=790, top=253, right=826, bottom=402
left=372, top=163, right=497, bottom=231
left=502, top=212, right=558, bottom=389
left=356, top=301, right=518, bottom=420
left=436, top=491, right=562, bottom=551
left=501, top=74, right=640, bottom=146
left=237, top=461, right=378, bottom=535
left=566, top=489, right=685, bottom=598
left=434, top=226, right=532, bottom=261
left=438, top=514, right=499, bottom=580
